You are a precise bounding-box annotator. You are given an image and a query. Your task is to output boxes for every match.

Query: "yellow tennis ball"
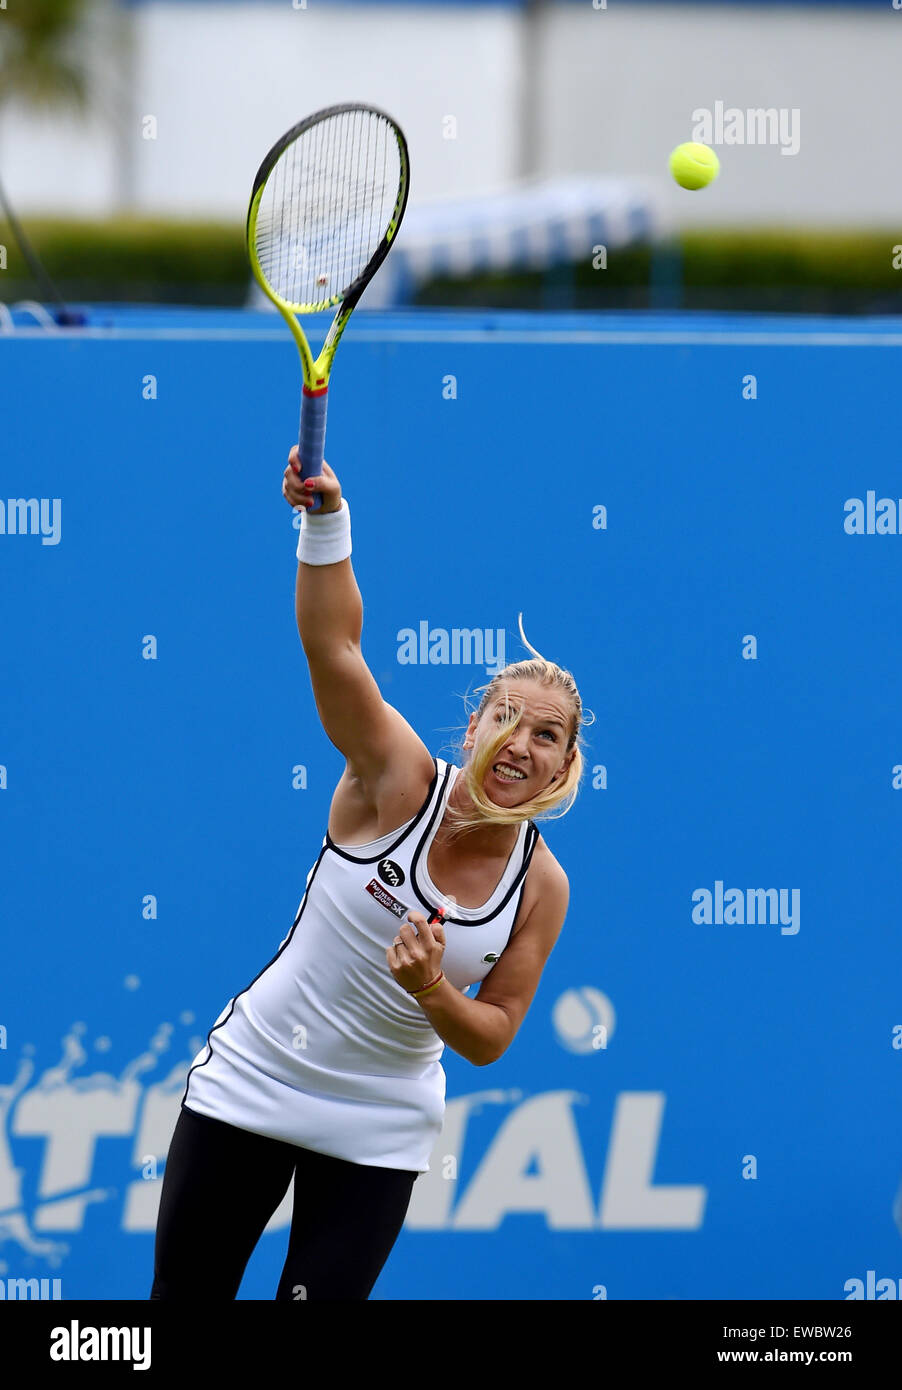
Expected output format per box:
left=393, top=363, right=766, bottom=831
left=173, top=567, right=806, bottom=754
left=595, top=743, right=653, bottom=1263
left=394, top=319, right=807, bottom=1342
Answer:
left=669, top=142, right=720, bottom=190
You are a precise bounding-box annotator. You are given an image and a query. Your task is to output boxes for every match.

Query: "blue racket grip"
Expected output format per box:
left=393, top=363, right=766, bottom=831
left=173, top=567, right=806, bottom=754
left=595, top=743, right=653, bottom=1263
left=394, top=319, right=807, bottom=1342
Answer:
left=298, top=386, right=328, bottom=513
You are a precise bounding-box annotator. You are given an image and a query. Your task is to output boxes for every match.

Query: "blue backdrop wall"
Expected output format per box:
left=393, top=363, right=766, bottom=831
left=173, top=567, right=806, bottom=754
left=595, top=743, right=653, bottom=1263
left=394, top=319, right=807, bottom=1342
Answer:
left=1, top=307, right=901, bottom=1300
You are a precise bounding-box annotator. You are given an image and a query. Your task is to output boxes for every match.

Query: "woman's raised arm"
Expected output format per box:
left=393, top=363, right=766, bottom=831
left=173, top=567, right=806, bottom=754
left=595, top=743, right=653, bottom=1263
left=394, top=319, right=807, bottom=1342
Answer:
left=283, top=449, right=431, bottom=790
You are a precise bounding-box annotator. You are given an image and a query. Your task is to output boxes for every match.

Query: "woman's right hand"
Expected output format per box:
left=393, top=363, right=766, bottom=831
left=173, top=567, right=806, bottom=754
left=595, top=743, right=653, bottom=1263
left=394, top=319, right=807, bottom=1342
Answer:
left=282, top=451, right=343, bottom=514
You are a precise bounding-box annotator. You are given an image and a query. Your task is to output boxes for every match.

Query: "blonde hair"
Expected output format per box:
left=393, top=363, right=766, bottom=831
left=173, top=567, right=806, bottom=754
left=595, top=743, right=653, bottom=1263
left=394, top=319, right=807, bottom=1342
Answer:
left=442, top=613, right=594, bottom=841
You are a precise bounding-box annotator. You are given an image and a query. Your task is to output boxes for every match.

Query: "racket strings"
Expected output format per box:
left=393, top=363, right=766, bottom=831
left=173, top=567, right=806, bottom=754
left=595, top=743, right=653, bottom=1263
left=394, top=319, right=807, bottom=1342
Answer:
left=255, top=109, right=402, bottom=309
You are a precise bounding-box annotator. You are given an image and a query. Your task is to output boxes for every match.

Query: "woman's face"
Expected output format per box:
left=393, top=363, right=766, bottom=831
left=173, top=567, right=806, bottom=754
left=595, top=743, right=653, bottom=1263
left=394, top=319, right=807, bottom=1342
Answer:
left=465, top=680, right=575, bottom=803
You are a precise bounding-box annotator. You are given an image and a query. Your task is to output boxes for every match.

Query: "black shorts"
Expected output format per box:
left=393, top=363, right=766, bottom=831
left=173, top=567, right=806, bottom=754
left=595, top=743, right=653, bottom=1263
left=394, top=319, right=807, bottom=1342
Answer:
left=149, top=1104, right=419, bottom=1301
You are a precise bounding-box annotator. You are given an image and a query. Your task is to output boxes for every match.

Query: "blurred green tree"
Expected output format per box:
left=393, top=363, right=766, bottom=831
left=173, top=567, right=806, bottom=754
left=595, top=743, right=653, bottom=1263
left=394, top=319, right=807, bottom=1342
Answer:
left=0, top=0, right=93, bottom=313
left=0, top=0, right=91, bottom=113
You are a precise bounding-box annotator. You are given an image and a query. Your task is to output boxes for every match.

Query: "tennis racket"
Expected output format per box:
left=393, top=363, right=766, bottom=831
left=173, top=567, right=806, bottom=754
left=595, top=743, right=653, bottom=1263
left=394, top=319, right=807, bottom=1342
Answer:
left=246, top=104, right=410, bottom=511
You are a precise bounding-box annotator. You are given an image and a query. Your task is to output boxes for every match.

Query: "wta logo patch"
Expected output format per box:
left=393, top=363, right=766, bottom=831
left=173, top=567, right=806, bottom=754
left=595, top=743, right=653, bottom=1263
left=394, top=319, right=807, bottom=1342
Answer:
left=365, top=878, right=408, bottom=921
left=378, top=857, right=405, bottom=888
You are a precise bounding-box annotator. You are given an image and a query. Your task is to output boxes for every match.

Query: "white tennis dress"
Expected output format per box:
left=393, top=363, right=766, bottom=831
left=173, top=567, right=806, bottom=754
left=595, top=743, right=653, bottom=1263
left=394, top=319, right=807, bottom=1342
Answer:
left=182, top=756, right=540, bottom=1172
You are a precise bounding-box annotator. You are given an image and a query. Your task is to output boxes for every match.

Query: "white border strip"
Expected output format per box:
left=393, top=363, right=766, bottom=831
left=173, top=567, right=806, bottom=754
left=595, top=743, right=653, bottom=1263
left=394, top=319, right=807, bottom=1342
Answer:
left=3, top=326, right=902, bottom=347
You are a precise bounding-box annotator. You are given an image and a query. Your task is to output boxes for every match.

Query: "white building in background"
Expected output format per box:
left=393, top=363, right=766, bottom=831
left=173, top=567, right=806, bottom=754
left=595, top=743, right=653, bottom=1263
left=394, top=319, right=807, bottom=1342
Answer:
left=0, top=0, right=898, bottom=229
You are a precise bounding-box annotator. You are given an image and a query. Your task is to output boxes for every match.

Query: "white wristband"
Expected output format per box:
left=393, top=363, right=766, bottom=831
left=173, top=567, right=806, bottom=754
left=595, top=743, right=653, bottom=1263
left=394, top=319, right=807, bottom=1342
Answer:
left=296, top=498, right=351, bottom=565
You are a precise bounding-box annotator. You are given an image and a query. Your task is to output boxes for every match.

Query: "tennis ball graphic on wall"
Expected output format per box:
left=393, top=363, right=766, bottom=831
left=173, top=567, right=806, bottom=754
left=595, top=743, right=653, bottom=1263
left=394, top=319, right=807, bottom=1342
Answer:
left=552, top=987, right=616, bottom=1054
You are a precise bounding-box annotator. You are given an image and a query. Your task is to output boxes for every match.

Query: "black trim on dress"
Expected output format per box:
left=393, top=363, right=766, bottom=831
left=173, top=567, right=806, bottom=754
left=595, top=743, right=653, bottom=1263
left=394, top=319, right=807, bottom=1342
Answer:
left=324, top=756, right=442, bottom=864
left=407, top=762, right=540, bottom=927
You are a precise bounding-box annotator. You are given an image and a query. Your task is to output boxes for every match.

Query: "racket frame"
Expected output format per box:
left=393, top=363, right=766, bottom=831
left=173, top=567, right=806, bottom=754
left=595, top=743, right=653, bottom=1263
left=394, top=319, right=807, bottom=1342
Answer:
left=246, top=102, right=409, bottom=392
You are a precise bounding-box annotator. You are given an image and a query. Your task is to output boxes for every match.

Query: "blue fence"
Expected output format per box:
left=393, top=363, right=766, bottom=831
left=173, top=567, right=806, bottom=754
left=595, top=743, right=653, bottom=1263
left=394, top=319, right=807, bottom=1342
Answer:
left=1, top=306, right=901, bottom=1300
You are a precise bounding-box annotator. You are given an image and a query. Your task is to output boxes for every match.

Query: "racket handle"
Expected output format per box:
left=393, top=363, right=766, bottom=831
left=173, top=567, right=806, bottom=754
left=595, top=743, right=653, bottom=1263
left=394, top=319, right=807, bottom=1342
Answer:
left=298, top=386, right=328, bottom=514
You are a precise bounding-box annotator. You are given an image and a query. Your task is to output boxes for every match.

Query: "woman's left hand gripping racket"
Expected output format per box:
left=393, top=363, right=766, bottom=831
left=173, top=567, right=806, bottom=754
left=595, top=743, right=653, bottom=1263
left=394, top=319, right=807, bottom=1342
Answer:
left=247, top=104, right=410, bottom=510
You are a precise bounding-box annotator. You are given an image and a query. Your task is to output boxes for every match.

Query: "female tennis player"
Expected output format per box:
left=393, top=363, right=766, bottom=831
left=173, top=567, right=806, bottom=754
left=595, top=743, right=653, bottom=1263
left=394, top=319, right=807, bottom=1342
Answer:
left=149, top=452, right=590, bottom=1301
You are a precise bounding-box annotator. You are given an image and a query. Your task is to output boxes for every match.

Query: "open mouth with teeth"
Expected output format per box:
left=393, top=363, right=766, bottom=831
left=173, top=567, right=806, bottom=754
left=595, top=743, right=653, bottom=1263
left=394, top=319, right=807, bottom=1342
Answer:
left=492, top=763, right=527, bottom=782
